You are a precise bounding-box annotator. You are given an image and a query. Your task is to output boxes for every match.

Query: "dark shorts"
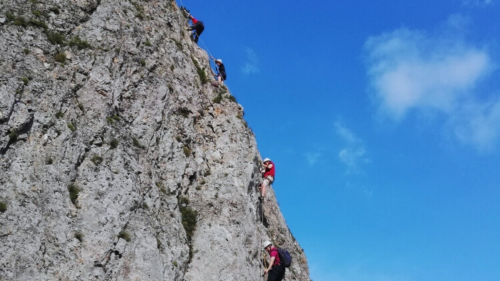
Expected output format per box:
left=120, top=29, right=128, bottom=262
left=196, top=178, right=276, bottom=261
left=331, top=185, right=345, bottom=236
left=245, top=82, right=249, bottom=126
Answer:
left=267, top=264, right=285, bottom=281
left=219, top=71, right=227, bottom=81
left=193, top=21, right=204, bottom=35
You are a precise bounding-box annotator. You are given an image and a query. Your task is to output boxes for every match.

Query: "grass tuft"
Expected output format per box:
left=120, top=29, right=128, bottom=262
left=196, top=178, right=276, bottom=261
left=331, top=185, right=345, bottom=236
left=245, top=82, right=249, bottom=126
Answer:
left=227, top=95, right=237, bottom=103
left=67, top=122, right=76, bottom=131
left=49, top=7, right=60, bottom=14
left=68, top=184, right=80, bottom=205
left=46, top=31, right=65, bottom=45
left=9, top=131, right=18, bottom=141
left=183, top=146, right=191, bottom=157
left=22, top=77, right=29, bottom=85
left=69, top=36, right=91, bottom=50
left=90, top=155, right=103, bottom=165
left=178, top=196, right=197, bottom=242
left=5, top=12, right=15, bottom=22
left=212, top=93, right=223, bottom=104
left=110, top=139, right=119, bottom=149
left=75, top=232, right=83, bottom=242
left=0, top=202, right=7, bottom=213
left=29, top=19, right=48, bottom=29
left=118, top=231, right=131, bottom=242
left=54, top=52, right=66, bottom=63
left=13, top=17, right=29, bottom=28
left=133, top=138, right=144, bottom=149
left=191, top=56, right=208, bottom=84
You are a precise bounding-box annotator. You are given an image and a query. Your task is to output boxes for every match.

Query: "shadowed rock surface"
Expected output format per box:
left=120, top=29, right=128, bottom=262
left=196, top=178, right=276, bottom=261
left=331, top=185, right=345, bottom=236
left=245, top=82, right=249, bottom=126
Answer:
left=0, top=0, right=310, bottom=280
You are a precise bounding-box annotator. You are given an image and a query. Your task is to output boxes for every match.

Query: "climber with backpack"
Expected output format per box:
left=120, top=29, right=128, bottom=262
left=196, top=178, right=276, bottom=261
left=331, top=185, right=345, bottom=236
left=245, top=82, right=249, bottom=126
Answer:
left=210, top=56, right=226, bottom=86
left=259, top=158, right=275, bottom=200
left=185, top=13, right=204, bottom=44
left=263, top=241, right=291, bottom=281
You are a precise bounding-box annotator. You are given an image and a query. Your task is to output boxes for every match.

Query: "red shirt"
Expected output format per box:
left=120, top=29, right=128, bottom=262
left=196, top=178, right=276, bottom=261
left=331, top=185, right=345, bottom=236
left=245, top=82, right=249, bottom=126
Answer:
left=270, top=247, right=281, bottom=266
left=263, top=161, right=275, bottom=178
left=191, top=17, right=199, bottom=24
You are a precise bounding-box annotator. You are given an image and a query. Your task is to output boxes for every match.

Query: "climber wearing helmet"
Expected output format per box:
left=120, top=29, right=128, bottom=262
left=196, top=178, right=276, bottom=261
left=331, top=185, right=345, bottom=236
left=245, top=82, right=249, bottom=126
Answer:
left=263, top=241, right=285, bottom=281
left=211, top=56, right=226, bottom=86
left=259, top=158, right=275, bottom=200
left=185, top=14, right=204, bottom=44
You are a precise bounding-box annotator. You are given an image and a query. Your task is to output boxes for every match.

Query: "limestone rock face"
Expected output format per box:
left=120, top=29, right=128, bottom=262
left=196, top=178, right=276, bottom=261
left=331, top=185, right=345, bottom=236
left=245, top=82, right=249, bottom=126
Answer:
left=0, top=1, right=310, bottom=280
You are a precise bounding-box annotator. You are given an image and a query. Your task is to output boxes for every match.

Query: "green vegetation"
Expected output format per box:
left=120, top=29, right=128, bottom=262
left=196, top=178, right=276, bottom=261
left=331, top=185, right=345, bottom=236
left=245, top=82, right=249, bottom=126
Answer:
left=179, top=196, right=197, bottom=243
left=54, top=52, right=66, bottom=63
left=156, top=237, right=162, bottom=249
left=32, top=10, right=42, bottom=17
left=227, top=95, right=237, bottom=103
left=142, top=202, right=149, bottom=210
left=204, top=170, right=211, bottom=177
left=9, top=130, right=18, bottom=141
left=118, top=231, right=131, bottom=242
left=46, top=31, right=65, bottom=45
left=183, top=146, right=191, bottom=157
left=46, top=157, right=53, bottom=164
left=132, top=137, right=144, bottom=149
left=69, top=36, right=91, bottom=50
left=174, top=39, right=183, bottom=50
left=178, top=107, right=190, bottom=118
left=212, top=93, right=223, bottom=104
left=110, top=139, right=119, bottom=149
left=5, top=12, right=15, bottom=22
left=21, top=77, right=29, bottom=85
left=106, top=115, right=120, bottom=124
left=0, top=202, right=7, bottom=213
left=55, top=111, right=64, bottom=118
left=29, top=19, right=47, bottom=29
left=68, top=184, right=80, bottom=205
left=191, top=57, right=208, bottom=84
left=23, top=48, right=30, bottom=54
left=140, top=59, right=146, bottom=66
left=131, top=1, right=145, bottom=20
left=236, top=113, right=243, bottom=119
left=90, top=155, right=103, bottom=165
left=49, top=7, right=60, bottom=14
left=170, top=65, right=175, bottom=71
left=78, top=103, right=84, bottom=112
left=75, top=232, right=83, bottom=242
left=67, top=122, right=76, bottom=131
left=144, top=40, right=151, bottom=47
left=13, top=17, right=28, bottom=28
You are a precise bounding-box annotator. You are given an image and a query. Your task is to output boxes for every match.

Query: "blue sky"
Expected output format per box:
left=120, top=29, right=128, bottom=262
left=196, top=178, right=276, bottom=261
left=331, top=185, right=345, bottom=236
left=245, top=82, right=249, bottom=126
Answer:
left=179, top=1, right=500, bottom=280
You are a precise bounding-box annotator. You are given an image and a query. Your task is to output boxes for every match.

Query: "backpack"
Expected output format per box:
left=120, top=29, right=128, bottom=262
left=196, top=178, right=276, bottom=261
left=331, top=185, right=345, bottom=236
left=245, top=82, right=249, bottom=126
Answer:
left=277, top=248, right=292, bottom=268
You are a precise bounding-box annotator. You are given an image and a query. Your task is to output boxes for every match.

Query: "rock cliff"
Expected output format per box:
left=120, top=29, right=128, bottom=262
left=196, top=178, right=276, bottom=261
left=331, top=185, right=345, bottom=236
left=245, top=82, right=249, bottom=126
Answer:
left=0, top=0, right=310, bottom=280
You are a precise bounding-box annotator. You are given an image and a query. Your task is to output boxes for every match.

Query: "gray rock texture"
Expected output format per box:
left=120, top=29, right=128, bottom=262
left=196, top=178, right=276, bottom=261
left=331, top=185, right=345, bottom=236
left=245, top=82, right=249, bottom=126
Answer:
left=0, top=0, right=310, bottom=280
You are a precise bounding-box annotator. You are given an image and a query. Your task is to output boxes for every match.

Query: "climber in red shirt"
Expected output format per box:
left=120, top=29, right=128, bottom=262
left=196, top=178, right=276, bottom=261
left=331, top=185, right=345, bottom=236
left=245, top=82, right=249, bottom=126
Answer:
left=263, top=241, right=285, bottom=281
left=186, top=14, right=204, bottom=44
left=259, top=158, right=275, bottom=200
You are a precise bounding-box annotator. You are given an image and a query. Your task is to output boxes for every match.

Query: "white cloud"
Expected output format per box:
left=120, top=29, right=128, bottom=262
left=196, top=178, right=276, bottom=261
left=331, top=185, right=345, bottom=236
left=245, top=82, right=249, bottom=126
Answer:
left=335, top=122, right=369, bottom=174
left=450, top=98, right=500, bottom=152
left=241, top=47, right=260, bottom=74
left=462, top=0, right=494, bottom=6
left=364, top=18, right=500, bottom=151
left=304, top=152, right=321, bottom=166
